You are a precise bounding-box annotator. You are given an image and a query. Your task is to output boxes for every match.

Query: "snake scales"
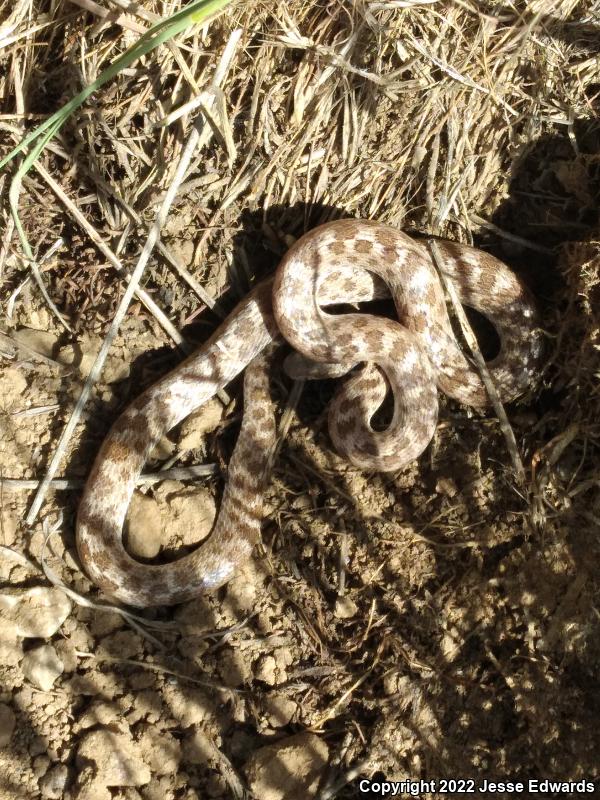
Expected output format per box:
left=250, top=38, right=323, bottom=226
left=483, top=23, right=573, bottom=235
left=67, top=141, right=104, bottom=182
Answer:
left=77, top=219, right=543, bottom=606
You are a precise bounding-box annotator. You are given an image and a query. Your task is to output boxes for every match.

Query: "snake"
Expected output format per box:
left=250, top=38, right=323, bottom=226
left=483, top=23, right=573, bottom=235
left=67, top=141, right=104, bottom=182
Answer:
left=76, top=219, right=543, bottom=606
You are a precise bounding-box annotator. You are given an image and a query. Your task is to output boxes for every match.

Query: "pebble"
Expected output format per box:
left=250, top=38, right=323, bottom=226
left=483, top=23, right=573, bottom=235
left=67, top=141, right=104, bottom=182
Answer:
left=21, top=644, right=64, bottom=692
left=0, top=586, right=72, bottom=638
left=435, top=477, right=459, bottom=498
left=334, top=596, right=358, bottom=619
left=125, top=492, right=163, bottom=559
left=264, top=695, right=297, bottom=728
left=162, top=486, right=216, bottom=547
left=178, top=399, right=223, bottom=450
left=13, top=328, right=60, bottom=359
left=58, top=334, right=129, bottom=383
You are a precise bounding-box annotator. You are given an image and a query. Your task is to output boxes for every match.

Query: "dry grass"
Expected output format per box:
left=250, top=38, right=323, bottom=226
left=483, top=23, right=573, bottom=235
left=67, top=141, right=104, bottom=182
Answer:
left=1, top=0, right=599, bottom=797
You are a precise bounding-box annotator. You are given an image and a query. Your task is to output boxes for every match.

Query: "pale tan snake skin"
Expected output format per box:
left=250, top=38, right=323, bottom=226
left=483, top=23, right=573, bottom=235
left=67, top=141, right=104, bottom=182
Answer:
left=77, top=219, right=543, bottom=606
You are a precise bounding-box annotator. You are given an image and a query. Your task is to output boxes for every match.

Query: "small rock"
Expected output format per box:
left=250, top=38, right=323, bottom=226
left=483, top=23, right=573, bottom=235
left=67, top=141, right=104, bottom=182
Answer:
left=0, top=702, right=16, bottom=746
left=77, top=728, right=151, bottom=787
left=0, top=586, right=72, bottom=638
left=178, top=400, right=224, bottom=450
left=13, top=328, right=59, bottom=359
left=264, top=695, right=297, bottom=728
left=254, top=654, right=277, bottom=686
left=39, top=763, right=69, bottom=798
left=435, top=477, right=458, bottom=498
left=334, top=596, right=358, bottom=619
left=125, top=492, right=163, bottom=559
left=22, top=644, right=64, bottom=691
left=254, top=648, right=293, bottom=686
left=58, top=334, right=129, bottom=383
left=245, top=732, right=329, bottom=800
left=162, top=487, right=216, bottom=548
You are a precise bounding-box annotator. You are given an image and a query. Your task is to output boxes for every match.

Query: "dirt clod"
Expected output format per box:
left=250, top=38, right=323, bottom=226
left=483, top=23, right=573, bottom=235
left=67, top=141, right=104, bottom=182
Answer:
left=76, top=728, right=151, bottom=788
left=0, top=587, right=72, bottom=638
left=245, top=732, right=329, bottom=800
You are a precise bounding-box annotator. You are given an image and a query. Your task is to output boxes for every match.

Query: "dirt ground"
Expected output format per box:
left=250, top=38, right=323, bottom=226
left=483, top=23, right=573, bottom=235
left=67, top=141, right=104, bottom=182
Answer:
left=0, top=1, right=599, bottom=799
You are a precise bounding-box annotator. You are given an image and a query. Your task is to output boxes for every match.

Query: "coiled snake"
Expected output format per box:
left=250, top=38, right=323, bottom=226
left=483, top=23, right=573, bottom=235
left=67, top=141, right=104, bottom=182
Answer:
left=77, top=219, right=543, bottom=606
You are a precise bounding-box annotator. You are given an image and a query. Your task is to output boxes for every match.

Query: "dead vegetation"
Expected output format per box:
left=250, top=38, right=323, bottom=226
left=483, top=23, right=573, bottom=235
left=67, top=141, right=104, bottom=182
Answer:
left=0, top=1, right=599, bottom=798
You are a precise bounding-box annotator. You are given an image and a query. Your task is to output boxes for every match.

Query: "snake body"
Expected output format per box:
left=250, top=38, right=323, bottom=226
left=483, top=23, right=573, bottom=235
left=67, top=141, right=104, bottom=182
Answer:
left=77, top=219, right=543, bottom=606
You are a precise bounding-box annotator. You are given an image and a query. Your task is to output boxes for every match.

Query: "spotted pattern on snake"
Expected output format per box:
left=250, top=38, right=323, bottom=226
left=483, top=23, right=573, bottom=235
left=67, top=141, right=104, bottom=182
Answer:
left=77, top=219, right=544, bottom=606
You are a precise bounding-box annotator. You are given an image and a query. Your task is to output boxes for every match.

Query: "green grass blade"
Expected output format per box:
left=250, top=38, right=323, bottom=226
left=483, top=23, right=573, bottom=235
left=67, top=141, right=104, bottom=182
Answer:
left=0, top=0, right=232, bottom=171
